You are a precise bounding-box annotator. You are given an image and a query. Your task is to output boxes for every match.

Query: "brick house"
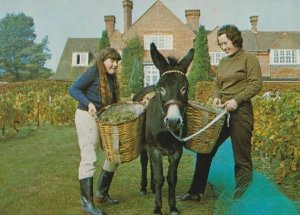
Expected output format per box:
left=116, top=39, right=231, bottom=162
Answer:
left=53, top=0, right=300, bottom=82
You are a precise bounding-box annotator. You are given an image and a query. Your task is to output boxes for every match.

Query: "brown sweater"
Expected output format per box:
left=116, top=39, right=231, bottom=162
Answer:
left=214, top=49, right=263, bottom=104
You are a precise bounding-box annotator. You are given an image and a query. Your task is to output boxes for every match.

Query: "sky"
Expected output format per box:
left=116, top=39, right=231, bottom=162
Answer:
left=1, top=0, right=300, bottom=72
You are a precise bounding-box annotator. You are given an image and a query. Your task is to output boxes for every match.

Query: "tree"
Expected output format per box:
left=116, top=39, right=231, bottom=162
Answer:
left=99, top=30, right=110, bottom=51
left=128, top=58, right=143, bottom=94
left=0, top=13, right=51, bottom=81
left=188, top=25, right=212, bottom=99
left=120, top=36, right=144, bottom=97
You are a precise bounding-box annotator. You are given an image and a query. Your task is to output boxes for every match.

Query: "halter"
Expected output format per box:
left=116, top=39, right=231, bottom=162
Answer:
left=158, top=69, right=187, bottom=112
left=158, top=70, right=187, bottom=138
left=161, top=70, right=185, bottom=77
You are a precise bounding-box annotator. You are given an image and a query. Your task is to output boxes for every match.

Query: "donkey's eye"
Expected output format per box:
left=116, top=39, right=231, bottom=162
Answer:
left=159, top=87, right=166, bottom=96
left=180, top=86, right=187, bottom=95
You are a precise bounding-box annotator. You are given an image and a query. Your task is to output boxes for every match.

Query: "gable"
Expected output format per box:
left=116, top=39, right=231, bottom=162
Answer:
left=122, top=0, right=195, bottom=60
left=126, top=1, right=192, bottom=33
left=52, top=38, right=99, bottom=80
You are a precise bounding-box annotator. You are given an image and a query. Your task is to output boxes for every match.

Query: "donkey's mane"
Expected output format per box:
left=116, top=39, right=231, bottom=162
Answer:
left=166, top=56, right=179, bottom=66
left=165, top=56, right=185, bottom=72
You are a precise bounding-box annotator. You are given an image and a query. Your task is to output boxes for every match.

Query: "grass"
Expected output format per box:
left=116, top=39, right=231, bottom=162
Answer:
left=1, top=125, right=298, bottom=214
left=0, top=125, right=217, bottom=215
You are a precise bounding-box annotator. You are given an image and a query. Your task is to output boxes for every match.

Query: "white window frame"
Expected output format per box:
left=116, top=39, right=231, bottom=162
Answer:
left=209, top=52, right=226, bottom=65
left=72, top=52, right=89, bottom=66
left=144, top=35, right=173, bottom=50
left=270, top=49, right=300, bottom=65
left=143, top=65, right=160, bottom=87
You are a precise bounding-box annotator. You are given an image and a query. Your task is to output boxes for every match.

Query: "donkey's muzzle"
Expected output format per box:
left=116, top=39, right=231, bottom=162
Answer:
left=164, top=102, right=184, bottom=132
left=164, top=117, right=183, bottom=131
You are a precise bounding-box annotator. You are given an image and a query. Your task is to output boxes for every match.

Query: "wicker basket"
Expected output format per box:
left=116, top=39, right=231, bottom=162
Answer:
left=185, top=101, right=226, bottom=154
left=96, top=102, right=145, bottom=164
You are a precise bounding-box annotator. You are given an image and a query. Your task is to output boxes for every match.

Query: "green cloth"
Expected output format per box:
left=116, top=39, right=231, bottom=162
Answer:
left=214, top=49, right=262, bottom=104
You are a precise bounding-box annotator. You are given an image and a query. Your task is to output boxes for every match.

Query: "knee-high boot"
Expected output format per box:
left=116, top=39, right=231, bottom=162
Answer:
left=80, top=177, right=105, bottom=215
left=95, top=170, right=119, bottom=204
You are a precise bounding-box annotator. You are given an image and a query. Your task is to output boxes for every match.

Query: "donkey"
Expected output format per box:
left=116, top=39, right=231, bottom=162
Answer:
left=135, top=43, right=194, bottom=215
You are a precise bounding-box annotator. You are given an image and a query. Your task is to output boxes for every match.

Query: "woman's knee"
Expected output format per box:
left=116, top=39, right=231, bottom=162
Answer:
left=103, top=159, right=119, bottom=172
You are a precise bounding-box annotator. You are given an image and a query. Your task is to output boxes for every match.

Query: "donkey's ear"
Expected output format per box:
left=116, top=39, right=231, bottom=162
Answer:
left=150, top=43, right=169, bottom=71
left=178, top=48, right=194, bottom=72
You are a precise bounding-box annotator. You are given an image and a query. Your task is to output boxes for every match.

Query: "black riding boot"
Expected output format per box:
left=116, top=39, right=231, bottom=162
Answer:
left=80, top=177, right=105, bottom=215
left=95, top=170, right=119, bottom=204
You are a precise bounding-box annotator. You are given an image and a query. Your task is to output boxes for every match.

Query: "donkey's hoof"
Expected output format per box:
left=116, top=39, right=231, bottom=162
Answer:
left=169, top=206, right=179, bottom=215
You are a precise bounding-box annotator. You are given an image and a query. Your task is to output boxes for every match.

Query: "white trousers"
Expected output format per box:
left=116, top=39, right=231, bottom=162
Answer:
left=75, top=109, right=118, bottom=180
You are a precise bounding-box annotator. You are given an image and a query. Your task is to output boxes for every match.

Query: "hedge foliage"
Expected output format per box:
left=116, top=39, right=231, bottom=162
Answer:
left=0, top=81, right=76, bottom=137
left=252, top=91, right=299, bottom=183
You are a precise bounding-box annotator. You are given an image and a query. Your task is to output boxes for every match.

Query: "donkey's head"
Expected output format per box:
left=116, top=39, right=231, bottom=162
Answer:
left=150, top=43, right=194, bottom=132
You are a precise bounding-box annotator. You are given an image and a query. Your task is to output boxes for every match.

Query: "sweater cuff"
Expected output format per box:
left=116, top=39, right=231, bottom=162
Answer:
left=82, top=98, right=90, bottom=108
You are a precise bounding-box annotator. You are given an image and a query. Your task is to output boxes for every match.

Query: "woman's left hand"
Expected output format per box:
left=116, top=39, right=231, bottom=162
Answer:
left=88, top=102, right=97, bottom=117
left=224, top=99, right=238, bottom=112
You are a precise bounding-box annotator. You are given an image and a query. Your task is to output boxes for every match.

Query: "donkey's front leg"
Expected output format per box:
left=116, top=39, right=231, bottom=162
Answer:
left=167, top=149, right=182, bottom=215
left=150, top=149, right=164, bottom=215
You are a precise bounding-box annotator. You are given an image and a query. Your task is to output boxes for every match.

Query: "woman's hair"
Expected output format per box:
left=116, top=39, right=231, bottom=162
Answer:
left=217, top=24, right=243, bottom=48
left=96, top=47, right=121, bottom=106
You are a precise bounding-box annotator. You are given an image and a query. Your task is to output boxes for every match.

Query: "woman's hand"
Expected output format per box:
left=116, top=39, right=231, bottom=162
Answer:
left=88, top=102, right=97, bottom=117
left=212, top=97, right=224, bottom=109
left=224, top=99, right=238, bottom=112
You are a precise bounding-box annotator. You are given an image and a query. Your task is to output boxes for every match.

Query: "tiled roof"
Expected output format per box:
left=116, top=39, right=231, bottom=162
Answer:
left=270, top=32, right=300, bottom=49
left=245, top=31, right=300, bottom=51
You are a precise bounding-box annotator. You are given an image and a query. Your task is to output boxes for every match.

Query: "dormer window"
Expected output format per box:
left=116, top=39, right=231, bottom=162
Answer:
left=144, top=35, right=173, bottom=50
left=72, top=52, right=89, bottom=66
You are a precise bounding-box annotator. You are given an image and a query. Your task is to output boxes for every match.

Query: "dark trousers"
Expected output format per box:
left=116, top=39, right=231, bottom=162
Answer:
left=188, top=101, right=254, bottom=194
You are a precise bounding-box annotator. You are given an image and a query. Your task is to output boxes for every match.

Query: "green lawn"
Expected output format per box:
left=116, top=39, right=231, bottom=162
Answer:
left=0, top=125, right=217, bottom=215
left=1, top=125, right=298, bottom=215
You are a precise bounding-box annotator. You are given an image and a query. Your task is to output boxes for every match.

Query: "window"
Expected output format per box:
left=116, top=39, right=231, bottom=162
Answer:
left=209, top=52, right=226, bottom=65
left=270, top=49, right=300, bottom=65
left=144, top=35, right=173, bottom=50
left=144, top=65, right=160, bottom=87
left=72, top=52, right=89, bottom=66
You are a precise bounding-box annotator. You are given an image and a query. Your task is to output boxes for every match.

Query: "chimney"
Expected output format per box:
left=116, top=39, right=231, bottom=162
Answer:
left=250, top=16, right=258, bottom=33
left=123, top=0, right=133, bottom=32
left=185, top=10, right=201, bottom=32
left=104, top=15, right=115, bottom=37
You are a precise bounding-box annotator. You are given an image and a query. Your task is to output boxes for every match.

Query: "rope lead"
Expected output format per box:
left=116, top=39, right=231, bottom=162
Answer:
left=169, top=109, right=228, bottom=142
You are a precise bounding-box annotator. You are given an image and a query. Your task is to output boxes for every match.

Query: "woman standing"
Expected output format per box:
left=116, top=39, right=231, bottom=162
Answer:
left=69, top=47, right=121, bottom=215
left=177, top=24, right=263, bottom=201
